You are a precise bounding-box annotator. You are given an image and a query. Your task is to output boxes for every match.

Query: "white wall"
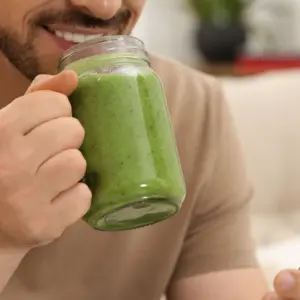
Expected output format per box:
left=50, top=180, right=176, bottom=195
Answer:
left=133, top=0, right=300, bottom=64
left=133, top=0, right=200, bottom=67
left=245, top=0, right=300, bottom=56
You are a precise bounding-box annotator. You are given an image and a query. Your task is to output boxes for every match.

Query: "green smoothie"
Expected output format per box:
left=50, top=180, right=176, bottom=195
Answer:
left=66, top=54, right=186, bottom=231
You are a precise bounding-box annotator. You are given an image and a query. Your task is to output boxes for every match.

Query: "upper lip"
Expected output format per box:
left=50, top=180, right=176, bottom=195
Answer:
left=46, top=24, right=121, bottom=35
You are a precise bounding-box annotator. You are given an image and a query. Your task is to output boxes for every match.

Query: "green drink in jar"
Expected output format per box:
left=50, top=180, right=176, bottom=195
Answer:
left=59, top=35, right=186, bottom=231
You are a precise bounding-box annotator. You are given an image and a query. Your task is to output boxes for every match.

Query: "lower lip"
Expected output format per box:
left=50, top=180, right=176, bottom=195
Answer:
left=44, top=28, right=78, bottom=51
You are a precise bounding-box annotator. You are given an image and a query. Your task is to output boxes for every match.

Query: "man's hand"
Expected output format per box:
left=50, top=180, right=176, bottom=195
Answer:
left=0, top=70, right=92, bottom=251
left=0, top=70, right=92, bottom=294
left=264, top=270, right=300, bottom=299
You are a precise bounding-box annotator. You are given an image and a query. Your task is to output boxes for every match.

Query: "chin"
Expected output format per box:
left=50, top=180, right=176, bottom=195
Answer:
left=34, top=54, right=61, bottom=76
left=34, top=47, right=64, bottom=76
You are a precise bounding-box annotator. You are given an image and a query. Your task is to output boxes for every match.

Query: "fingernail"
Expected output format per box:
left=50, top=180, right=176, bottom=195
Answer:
left=277, top=271, right=295, bottom=291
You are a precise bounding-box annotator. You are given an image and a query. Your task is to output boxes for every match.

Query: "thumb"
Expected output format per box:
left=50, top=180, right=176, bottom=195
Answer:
left=274, top=270, right=300, bottom=299
left=26, top=70, right=78, bottom=96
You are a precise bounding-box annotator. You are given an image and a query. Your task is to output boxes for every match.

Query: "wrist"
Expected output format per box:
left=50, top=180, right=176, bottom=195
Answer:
left=0, top=247, right=29, bottom=261
left=0, top=241, right=29, bottom=293
left=0, top=235, right=30, bottom=259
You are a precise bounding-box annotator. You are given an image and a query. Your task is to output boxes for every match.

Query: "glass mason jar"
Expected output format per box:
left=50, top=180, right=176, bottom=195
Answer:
left=59, top=35, right=186, bottom=231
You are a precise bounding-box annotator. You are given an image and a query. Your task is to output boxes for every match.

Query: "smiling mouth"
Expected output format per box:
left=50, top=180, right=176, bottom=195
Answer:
left=42, top=25, right=120, bottom=46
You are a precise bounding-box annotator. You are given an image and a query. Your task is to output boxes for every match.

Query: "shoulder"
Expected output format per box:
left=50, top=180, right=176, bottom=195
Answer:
left=150, top=54, right=221, bottom=109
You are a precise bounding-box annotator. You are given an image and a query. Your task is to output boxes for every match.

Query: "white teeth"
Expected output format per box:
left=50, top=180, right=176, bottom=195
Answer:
left=55, top=30, right=64, bottom=38
left=53, top=30, right=104, bottom=43
left=72, top=33, right=85, bottom=43
left=84, top=34, right=104, bottom=41
left=64, top=32, right=73, bottom=42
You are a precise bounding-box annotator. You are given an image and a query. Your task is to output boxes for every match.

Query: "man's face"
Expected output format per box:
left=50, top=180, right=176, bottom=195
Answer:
left=0, top=0, right=145, bottom=80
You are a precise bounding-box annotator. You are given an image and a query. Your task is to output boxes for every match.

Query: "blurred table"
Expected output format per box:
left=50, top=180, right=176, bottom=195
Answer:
left=201, top=63, right=242, bottom=77
left=201, top=56, right=300, bottom=77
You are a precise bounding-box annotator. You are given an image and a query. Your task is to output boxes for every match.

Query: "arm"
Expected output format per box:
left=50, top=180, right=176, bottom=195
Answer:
left=167, top=78, right=269, bottom=299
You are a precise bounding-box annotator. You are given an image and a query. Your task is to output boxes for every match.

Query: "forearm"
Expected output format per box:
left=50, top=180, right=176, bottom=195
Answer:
left=0, top=247, right=27, bottom=294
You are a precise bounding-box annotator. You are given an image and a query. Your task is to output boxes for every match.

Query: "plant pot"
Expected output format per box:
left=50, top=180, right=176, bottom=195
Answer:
left=195, top=21, right=246, bottom=63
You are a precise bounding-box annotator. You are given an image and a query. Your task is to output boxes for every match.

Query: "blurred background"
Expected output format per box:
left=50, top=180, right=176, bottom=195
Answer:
left=133, top=0, right=300, bottom=287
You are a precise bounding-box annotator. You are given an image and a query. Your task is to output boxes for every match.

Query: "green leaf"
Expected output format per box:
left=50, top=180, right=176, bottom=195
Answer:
left=188, top=0, right=245, bottom=23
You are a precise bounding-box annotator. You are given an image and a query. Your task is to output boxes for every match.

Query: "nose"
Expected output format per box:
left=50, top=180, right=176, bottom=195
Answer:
left=70, top=0, right=123, bottom=20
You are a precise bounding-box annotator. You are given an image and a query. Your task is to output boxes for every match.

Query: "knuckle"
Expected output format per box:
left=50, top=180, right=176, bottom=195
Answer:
left=0, top=106, right=18, bottom=138
left=67, top=149, right=87, bottom=176
left=25, top=219, right=48, bottom=245
left=31, top=91, right=72, bottom=116
left=76, top=183, right=92, bottom=214
left=0, top=201, right=64, bottom=248
left=25, top=216, right=62, bottom=246
left=51, top=92, right=72, bottom=116
left=78, top=183, right=92, bottom=201
left=45, top=226, right=64, bottom=242
left=69, top=118, right=85, bottom=144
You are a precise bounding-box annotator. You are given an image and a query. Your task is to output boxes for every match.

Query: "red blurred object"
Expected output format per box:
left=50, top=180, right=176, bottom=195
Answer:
left=235, top=56, right=300, bottom=75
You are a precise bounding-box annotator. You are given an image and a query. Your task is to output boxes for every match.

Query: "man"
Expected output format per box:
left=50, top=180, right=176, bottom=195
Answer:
left=0, top=0, right=298, bottom=299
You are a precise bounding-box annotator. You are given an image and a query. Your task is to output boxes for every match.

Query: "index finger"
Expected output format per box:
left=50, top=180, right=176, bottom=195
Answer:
left=26, top=70, right=78, bottom=96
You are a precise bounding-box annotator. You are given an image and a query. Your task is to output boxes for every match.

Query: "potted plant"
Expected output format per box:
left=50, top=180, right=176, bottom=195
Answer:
left=189, top=0, right=247, bottom=63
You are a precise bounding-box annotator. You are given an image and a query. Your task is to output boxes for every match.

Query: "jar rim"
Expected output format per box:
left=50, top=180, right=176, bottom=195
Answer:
left=61, top=35, right=146, bottom=63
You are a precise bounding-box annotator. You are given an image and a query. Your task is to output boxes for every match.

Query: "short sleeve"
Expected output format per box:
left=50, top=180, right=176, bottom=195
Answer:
left=171, top=80, right=258, bottom=280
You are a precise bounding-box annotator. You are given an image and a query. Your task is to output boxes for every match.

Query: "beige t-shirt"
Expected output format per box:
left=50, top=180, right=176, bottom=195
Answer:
left=0, top=56, right=257, bottom=300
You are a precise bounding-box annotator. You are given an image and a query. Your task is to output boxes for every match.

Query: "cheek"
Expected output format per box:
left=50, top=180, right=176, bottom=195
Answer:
left=0, top=12, right=31, bottom=44
left=0, top=0, right=43, bottom=38
left=125, top=0, right=145, bottom=30
left=0, top=3, right=25, bottom=29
